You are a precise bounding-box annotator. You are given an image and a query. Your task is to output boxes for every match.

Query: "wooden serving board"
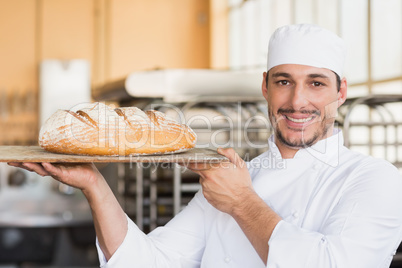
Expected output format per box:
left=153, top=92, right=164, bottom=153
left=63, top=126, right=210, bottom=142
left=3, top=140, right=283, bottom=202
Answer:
left=0, top=146, right=228, bottom=163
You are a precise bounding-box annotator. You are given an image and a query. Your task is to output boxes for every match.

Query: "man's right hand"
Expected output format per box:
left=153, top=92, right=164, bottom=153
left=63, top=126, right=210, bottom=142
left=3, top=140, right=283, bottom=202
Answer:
left=7, top=162, right=102, bottom=194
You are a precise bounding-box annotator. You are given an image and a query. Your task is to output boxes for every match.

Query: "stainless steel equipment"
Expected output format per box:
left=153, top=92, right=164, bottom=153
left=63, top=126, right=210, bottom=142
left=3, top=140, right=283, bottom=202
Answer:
left=0, top=163, right=98, bottom=267
left=339, top=94, right=402, bottom=169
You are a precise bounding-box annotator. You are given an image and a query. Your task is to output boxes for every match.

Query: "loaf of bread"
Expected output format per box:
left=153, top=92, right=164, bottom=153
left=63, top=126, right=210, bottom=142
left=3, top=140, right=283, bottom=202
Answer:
left=39, top=102, right=197, bottom=156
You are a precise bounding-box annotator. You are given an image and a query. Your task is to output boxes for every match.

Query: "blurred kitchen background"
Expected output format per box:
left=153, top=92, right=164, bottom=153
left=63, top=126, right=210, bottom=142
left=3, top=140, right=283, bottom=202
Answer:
left=0, top=0, right=401, bottom=267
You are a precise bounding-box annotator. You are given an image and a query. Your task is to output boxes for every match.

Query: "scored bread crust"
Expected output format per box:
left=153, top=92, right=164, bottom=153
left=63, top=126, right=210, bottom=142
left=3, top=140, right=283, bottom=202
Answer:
left=39, top=102, right=197, bottom=156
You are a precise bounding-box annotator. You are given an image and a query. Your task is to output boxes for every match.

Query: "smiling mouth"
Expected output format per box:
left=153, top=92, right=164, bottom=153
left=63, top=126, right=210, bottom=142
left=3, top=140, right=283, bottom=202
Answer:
left=284, top=115, right=314, bottom=123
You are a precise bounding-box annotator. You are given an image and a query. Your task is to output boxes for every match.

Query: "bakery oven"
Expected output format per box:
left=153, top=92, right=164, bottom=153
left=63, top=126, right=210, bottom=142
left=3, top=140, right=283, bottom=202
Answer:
left=0, top=156, right=98, bottom=267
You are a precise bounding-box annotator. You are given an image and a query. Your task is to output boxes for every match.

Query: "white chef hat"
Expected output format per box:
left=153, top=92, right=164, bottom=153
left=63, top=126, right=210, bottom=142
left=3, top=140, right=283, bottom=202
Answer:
left=267, top=24, right=347, bottom=77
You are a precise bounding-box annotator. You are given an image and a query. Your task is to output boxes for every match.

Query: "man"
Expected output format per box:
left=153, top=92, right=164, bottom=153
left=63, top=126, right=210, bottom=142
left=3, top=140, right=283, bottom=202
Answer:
left=9, top=24, right=402, bottom=267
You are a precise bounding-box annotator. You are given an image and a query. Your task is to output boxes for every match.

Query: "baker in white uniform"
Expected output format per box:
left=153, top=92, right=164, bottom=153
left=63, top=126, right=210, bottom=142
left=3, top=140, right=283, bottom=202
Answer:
left=9, top=24, right=402, bottom=268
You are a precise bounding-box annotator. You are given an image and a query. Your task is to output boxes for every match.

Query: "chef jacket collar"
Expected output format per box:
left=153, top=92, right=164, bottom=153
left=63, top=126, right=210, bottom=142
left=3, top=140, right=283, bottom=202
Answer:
left=268, top=128, right=343, bottom=167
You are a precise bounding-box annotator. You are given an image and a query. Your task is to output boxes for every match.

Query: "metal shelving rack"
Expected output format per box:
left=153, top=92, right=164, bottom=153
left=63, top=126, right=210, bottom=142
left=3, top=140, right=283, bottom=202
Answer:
left=340, top=94, right=402, bottom=170
left=117, top=97, right=271, bottom=232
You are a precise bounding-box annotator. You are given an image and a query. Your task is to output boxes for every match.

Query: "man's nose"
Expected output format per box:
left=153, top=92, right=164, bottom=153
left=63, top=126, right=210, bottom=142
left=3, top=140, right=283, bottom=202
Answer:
left=290, top=84, right=309, bottom=111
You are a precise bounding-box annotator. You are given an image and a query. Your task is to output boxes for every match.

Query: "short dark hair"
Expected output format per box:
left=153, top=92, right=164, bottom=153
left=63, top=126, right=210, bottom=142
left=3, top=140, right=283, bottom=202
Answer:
left=334, top=71, right=341, bottom=92
left=265, top=70, right=341, bottom=92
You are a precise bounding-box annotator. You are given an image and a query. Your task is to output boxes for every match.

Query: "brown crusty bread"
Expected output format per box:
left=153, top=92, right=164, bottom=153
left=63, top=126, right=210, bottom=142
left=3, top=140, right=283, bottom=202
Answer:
left=39, top=102, right=197, bottom=156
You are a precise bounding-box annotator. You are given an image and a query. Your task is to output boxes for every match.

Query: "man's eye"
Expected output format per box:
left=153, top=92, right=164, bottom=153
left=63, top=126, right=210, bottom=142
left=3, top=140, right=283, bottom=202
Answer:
left=278, top=80, right=289, bottom=86
left=313, top=82, right=324, bottom=87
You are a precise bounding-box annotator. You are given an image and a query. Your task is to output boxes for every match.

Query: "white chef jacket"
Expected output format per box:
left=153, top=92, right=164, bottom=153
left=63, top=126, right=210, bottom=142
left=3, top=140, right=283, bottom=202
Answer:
left=96, top=129, right=402, bottom=268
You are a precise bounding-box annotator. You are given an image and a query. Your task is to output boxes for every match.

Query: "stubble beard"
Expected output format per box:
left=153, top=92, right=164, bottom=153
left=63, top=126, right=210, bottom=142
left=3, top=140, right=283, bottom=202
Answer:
left=269, top=108, right=333, bottom=149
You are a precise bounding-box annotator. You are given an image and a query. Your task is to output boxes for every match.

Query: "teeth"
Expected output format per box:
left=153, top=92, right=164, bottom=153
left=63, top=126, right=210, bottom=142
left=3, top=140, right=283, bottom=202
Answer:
left=286, top=116, right=313, bottom=123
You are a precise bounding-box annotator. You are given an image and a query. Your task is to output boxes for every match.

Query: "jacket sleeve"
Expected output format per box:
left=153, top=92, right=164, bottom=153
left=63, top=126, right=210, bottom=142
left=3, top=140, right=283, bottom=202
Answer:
left=96, top=190, right=207, bottom=268
left=267, top=160, right=402, bottom=268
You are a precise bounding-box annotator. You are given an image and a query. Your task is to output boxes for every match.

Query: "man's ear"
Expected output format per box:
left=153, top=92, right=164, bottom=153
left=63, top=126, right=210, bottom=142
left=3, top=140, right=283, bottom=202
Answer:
left=262, top=72, right=269, bottom=101
left=337, top=77, right=347, bottom=108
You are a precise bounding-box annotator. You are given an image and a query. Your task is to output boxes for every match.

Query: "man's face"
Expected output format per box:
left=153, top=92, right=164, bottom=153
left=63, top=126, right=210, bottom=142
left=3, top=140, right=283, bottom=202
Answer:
left=262, top=64, right=347, bottom=151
